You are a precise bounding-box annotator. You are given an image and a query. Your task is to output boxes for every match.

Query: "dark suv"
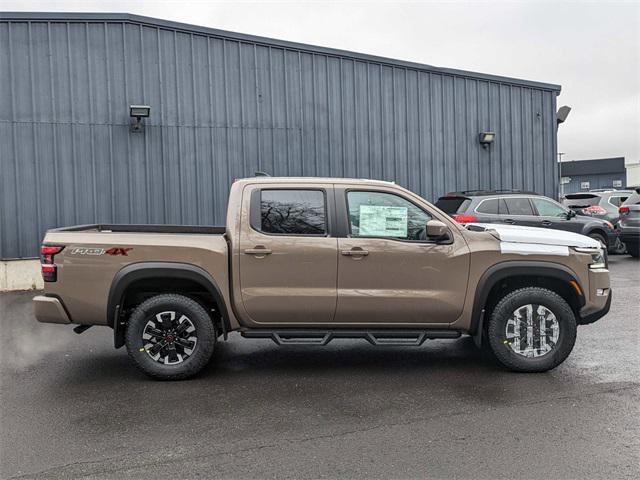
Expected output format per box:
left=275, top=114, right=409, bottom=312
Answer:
left=435, top=190, right=619, bottom=251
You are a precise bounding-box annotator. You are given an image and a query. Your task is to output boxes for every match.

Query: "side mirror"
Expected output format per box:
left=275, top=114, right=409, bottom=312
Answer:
left=426, top=219, right=450, bottom=241
left=566, top=209, right=576, bottom=219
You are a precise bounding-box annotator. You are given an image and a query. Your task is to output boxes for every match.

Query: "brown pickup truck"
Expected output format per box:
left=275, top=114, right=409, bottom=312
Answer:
left=34, top=177, right=612, bottom=379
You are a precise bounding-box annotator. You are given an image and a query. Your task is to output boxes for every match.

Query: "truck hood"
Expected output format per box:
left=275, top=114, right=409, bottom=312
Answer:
left=469, top=223, right=600, bottom=251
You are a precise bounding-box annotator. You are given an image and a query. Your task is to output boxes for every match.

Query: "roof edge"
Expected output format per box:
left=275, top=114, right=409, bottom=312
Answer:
left=0, top=11, right=562, bottom=92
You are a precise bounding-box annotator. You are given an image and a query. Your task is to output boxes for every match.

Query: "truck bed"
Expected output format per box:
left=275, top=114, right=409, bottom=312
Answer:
left=48, top=224, right=226, bottom=235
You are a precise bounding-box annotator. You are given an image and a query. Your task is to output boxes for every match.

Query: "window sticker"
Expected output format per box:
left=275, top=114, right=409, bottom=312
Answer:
left=358, top=205, right=408, bottom=237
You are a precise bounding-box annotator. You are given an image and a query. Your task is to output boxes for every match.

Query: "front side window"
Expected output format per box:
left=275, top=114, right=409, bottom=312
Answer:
left=531, top=198, right=567, bottom=217
left=347, top=191, right=432, bottom=241
left=504, top=197, right=535, bottom=216
left=260, top=189, right=326, bottom=235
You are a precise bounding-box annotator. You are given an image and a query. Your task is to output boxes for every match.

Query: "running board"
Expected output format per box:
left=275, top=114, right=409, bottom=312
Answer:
left=240, top=329, right=461, bottom=346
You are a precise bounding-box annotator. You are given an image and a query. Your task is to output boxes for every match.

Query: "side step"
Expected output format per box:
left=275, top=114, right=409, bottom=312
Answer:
left=240, top=329, right=461, bottom=346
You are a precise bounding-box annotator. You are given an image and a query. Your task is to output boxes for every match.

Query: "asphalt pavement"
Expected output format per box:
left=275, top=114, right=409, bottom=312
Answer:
left=1, top=256, right=639, bottom=479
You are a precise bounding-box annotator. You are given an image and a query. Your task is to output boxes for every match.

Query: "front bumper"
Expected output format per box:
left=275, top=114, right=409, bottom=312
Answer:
left=605, top=230, right=619, bottom=249
left=578, top=267, right=612, bottom=325
left=579, top=290, right=612, bottom=325
left=33, top=295, right=71, bottom=324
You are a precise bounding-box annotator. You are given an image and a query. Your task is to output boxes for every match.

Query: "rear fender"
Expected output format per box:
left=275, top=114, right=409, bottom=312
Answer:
left=108, top=262, right=231, bottom=348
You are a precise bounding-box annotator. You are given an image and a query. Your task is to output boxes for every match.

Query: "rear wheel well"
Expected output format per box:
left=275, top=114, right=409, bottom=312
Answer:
left=115, top=277, right=225, bottom=346
left=483, top=275, right=581, bottom=326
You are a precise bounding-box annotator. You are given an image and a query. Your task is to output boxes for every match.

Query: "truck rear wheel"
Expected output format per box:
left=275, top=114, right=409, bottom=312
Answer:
left=486, top=287, right=577, bottom=372
left=125, top=294, right=216, bottom=380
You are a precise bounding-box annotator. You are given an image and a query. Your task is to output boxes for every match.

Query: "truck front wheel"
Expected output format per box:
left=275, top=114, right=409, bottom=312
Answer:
left=125, top=294, right=216, bottom=380
left=486, top=287, right=577, bottom=372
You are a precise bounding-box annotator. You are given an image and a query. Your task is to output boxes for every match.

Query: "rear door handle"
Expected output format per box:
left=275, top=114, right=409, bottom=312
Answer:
left=244, top=246, right=272, bottom=256
left=503, top=219, right=516, bottom=224
left=341, top=248, right=369, bottom=256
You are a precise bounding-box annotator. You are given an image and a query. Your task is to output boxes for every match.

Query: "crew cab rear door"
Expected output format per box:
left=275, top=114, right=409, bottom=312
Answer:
left=333, top=185, right=470, bottom=325
left=238, top=184, right=338, bottom=325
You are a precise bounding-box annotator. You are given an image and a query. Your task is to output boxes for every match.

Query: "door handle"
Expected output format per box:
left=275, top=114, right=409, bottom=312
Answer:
left=541, top=220, right=552, bottom=226
left=244, top=246, right=272, bottom=256
left=341, top=248, right=369, bottom=256
left=503, top=219, right=516, bottom=224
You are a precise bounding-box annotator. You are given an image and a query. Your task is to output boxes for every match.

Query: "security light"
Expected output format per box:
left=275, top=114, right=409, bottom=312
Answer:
left=129, top=105, right=150, bottom=132
left=130, top=105, right=150, bottom=117
left=557, top=105, right=571, bottom=124
left=479, top=132, right=495, bottom=148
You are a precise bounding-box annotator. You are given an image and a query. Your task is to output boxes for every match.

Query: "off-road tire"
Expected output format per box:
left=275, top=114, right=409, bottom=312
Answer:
left=125, top=294, right=216, bottom=380
left=486, top=287, right=577, bottom=372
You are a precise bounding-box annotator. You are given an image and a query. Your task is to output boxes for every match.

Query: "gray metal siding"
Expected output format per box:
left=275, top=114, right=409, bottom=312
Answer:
left=0, top=16, right=560, bottom=259
left=563, top=174, right=627, bottom=194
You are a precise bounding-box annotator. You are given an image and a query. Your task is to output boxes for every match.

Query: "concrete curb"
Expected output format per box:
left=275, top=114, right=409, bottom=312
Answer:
left=0, top=260, right=43, bottom=291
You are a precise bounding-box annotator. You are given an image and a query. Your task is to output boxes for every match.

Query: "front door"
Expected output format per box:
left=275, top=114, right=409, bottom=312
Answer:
left=238, top=186, right=338, bottom=325
left=334, top=187, right=470, bottom=325
left=530, top=197, right=583, bottom=234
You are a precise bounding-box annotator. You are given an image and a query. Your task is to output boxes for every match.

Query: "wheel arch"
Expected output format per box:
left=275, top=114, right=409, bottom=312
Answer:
left=108, top=262, right=231, bottom=348
left=585, top=227, right=609, bottom=247
left=469, top=261, right=585, bottom=339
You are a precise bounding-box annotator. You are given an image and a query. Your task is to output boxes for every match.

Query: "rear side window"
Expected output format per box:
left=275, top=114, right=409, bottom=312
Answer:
left=435, top=197, right=471, bottom=214
left=260, top=189, right=326, bottom=235
left=504, top=197, right=534, bottom=215
left=476, top=198, right=508, bottom=215
left=608, top=196, right=628, bottom=207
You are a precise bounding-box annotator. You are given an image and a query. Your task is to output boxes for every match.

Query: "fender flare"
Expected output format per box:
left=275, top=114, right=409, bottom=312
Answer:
left=108, top=262, right=231, bottom=348
left=469, top=261, right=585, bottom=342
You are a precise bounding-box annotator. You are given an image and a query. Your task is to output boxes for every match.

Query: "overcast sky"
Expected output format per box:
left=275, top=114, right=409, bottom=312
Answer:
left=2, top=0, right=639, bottom=163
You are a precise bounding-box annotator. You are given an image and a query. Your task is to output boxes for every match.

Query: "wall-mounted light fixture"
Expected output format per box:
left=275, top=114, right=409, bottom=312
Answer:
left=557, top=105, right=571, bottom=125
left=479, top=132, right=495, bottom=149
left=129, top=105, right=150, bottom=132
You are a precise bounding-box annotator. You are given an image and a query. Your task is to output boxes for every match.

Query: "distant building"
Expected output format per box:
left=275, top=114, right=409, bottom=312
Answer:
left=626, top=163, right=640, bottom=187
left=560, top=157, right=626, bottom=195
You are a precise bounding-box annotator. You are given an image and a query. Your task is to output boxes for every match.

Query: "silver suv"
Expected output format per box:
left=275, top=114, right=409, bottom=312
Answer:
left=618, top=187, right=640, bottom=257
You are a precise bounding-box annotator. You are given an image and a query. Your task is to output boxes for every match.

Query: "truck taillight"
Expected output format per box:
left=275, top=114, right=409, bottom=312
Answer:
left=452, top=214, right=478, bottom=224
left=619, top=206, right=630, bottom=215
left=41, top=245, right=64, bottom=282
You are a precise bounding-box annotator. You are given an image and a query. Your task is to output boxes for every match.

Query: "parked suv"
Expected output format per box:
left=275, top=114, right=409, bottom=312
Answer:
left=562, top=190, right=632, bottom=223
left=436, top=190, right=618, bottom=250
left=618, top=187, right=640, bottom=257
left=561, top=191, right=632, bottom=253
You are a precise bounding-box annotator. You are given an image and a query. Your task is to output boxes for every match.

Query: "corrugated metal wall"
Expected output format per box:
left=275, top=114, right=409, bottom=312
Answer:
left=563, top=174, right=627, bottom=194
left=0, top=13, right=560, bottom=259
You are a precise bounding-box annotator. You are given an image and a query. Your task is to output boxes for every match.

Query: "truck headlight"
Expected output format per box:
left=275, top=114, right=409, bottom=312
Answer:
left=575, top=247, right=607, bottom=269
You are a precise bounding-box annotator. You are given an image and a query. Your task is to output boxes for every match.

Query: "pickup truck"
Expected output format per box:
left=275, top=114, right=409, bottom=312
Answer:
left=34, top=177, right=612, bottom=380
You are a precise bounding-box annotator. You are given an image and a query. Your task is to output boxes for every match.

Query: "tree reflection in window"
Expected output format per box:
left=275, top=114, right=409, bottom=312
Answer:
left=260, top=190, right=326, bottom=235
